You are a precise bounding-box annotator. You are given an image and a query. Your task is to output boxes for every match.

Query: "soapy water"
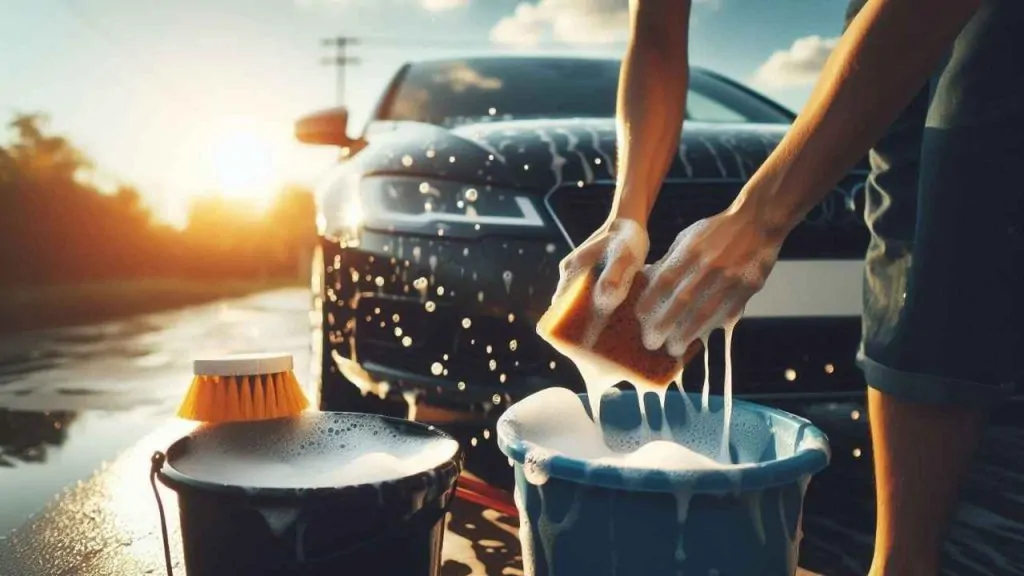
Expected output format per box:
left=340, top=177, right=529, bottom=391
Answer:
left=500, top=386, right=772, bottom=481
left=172, top=414, right=459, bottom=489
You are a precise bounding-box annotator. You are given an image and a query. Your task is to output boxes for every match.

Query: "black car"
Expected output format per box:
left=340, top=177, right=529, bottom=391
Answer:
left=296, top=55, right=870, bottom=484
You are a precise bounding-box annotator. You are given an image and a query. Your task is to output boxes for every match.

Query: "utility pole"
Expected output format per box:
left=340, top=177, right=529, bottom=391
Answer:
left=320, top=37, right=361, bottom=107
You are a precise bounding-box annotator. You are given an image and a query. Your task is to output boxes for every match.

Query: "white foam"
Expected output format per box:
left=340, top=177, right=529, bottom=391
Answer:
left=173, top=414, right=459, bottom=489
left=502, top=387, right=737, bottom=481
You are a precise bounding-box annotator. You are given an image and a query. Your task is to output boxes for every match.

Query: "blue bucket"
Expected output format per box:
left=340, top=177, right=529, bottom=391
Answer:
left=497, top=387, right=830, bottom=576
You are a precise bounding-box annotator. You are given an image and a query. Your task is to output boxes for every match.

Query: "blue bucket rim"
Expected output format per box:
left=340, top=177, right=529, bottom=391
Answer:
left=497, top=390, right=831, bottom=494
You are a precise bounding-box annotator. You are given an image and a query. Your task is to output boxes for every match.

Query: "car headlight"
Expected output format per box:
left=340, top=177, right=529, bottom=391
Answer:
left=355, top=175, right=546, bottom=237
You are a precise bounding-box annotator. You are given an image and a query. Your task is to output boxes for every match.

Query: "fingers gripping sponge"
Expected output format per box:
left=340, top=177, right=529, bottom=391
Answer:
left=538, top=271, right=702, bottom=387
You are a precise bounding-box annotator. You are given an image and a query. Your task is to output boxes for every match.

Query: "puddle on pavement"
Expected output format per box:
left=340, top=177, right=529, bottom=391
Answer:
left=0, top=407, right=161, bottom=536
left=0, top=288, right=313, bottom=538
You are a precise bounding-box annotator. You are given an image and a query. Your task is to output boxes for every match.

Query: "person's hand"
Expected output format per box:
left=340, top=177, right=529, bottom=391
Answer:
left=635, top=208, right=784, bottom=356
left=553, top=218, right=649, bottom=315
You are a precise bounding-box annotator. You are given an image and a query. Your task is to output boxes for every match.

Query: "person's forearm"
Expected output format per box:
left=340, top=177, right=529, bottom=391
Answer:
left=610, top=0, right=691, bottom=227
left=733, top=0, right=981, bottom=237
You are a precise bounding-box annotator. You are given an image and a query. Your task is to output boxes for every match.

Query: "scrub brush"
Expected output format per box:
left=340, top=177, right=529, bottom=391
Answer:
left=176, top=353, right=310, bottom=423
left=538, top=270, right=703, bottom=387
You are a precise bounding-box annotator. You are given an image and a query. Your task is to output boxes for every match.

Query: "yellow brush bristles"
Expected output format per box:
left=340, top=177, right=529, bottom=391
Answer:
left=176, top=370, right=310, bottom=423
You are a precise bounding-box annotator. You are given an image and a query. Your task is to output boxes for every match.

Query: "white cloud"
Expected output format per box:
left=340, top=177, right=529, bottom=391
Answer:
left=490, top=0, right=630, bottom=47
left=421, top=0, right=468, bottom=11
left=753, top=35, right=838, bottom=88
left=490, top=0, right=718, bottom=48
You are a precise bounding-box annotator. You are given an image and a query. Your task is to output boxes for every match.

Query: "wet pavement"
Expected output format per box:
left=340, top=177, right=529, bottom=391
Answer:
left=2, top=288, right=1024, bottom=575
left=0, top=288, right=314, bottom=537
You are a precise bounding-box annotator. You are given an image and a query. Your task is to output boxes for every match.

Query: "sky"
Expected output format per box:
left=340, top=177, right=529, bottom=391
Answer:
left=1, top=0, right=850, bottom=226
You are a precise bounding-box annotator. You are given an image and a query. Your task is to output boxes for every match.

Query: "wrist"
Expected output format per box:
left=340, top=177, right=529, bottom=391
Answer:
left=730, top=171, right=800, bottom=243
left=607, top=186, right=652, bottom=228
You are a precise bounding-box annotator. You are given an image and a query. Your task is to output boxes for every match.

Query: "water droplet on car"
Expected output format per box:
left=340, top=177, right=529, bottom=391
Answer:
left=374, top=276, right=384, bottom=287
left=413, top=246, right=422, bottom=263
left=785, top=369, right=797, bottom=381
left=549, top=360, right=556, bottom=370
left=429, top=255, right=438, bottom=273
left=545, top=244, right=556, bottom=254
left=458, top=381, right=466, bottom=390
left=523, top=164, right=529, bottom=171
left=425, top=301, right=436, bottom=312
left=477, top=291, right=485, bottom=302
left=394, top=327, right=403, bottom=337
left=474, top=224, right=481, bottom=230
left=594, top=157, right=602, bottom=165
left=492, top=394, right=501, bottom=405
left=419, top=182, right=431, bottom=194
left=483, top=429, right=491, bottom=439
left=402, top=336, right=413, bottom=347
left=393, top=314, right=400, bottom=322
left=509, top=340, right=518, bottom=351
left=508, top=313, right=515, bottom=323
left=489, top=359, right=497, bottom=371
left=824, top=363, right=835, bottom=374
left=402, top=155, right=413, bottom=167
left=437, top=286, right=445, bottom=296
left=449, top=156, right=456, bottom=163
left=463, top=247, right=470, bottom=257
left=486, top=345, right=493, bottom=354
left=851, top=410, right=861, bottom=421
left=426, top=149, right=436, bottom=158
left=499, top=373, right=507, bottom=383
left=488, top=107, right=497, bottom=116
left=471, top=437, right=478, bottom=447
left=431, top=362, right=444, bottom=376
left=462, top=318, right=472, bottom=329
left=577, top=181, right=584, bottom=188
left=465, top=188, right=479, bottom=203
left=502, top=271, right=513, bottom=293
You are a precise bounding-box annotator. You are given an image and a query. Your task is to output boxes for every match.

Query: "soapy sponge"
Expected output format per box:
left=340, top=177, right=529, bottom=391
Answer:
left=538, top=270, right=701, bottom=387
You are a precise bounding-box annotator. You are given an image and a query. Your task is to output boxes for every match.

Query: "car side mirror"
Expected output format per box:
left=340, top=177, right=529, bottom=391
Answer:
left=295, top=107, right=366, bottom=153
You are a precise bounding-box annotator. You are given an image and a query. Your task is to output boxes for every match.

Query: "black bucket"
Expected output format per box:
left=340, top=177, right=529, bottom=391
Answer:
left=150, top=412, right=463, bottom=576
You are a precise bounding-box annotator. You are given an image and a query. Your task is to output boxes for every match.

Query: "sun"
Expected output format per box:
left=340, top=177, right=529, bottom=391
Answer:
left=208, top=117, right=276, bottom=201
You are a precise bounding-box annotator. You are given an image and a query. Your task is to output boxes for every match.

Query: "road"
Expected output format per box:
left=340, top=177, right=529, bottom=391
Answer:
left=0, top=288, right=313, bottom=536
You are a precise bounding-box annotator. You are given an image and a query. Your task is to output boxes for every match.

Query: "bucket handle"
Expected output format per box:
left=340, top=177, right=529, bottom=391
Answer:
left=150, top=451, right=175, bottom=576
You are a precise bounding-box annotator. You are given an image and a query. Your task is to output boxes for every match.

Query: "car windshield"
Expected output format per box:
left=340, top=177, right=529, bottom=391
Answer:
left=378, top=58, right=792, bottom=128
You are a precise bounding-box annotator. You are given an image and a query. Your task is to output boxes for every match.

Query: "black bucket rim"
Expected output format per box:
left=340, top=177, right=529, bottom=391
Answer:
left=156, top=411, right=464, bottom=502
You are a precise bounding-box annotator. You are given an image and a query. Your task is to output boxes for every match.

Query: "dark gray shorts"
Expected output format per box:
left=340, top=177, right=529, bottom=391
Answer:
left=846, top=0, right=1024, bottom=407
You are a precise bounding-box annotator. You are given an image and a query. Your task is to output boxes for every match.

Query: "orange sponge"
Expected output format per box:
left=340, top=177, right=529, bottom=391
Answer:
left=538, top=270, right=702, bottom=387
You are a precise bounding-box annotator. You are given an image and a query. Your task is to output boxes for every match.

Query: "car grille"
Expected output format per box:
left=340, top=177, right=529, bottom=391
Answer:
left=547, top=177, right=870, bottom=261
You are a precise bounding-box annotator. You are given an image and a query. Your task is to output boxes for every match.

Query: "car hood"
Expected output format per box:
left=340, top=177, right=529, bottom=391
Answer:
left=352, top=118, right=795, bottom=192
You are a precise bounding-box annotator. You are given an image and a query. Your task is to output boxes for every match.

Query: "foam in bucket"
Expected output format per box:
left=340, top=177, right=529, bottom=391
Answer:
left=172, top=413, right=459, bottom=489
left=498, top=387, right=762, bottom=484
left=498, top=387, right=831, bottom=576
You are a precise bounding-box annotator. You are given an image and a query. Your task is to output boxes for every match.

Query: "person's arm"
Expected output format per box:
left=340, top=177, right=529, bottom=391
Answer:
left=609, top=0, right=692, bottom=226
left=636, top=0, right=982, bottom=353
left=733, top=0, right=981, bottom=237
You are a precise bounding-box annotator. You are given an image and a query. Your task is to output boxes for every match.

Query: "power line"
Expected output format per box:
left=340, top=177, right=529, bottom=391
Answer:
left=321, top=37, right=361, bottom=106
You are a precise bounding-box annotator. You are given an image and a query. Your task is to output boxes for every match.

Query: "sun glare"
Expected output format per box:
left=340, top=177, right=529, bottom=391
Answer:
left=210, top=120, right=275, bottom=199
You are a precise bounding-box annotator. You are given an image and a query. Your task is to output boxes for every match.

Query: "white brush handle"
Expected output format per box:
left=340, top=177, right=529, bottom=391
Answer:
left=193, top=353, right=294, bottom=376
